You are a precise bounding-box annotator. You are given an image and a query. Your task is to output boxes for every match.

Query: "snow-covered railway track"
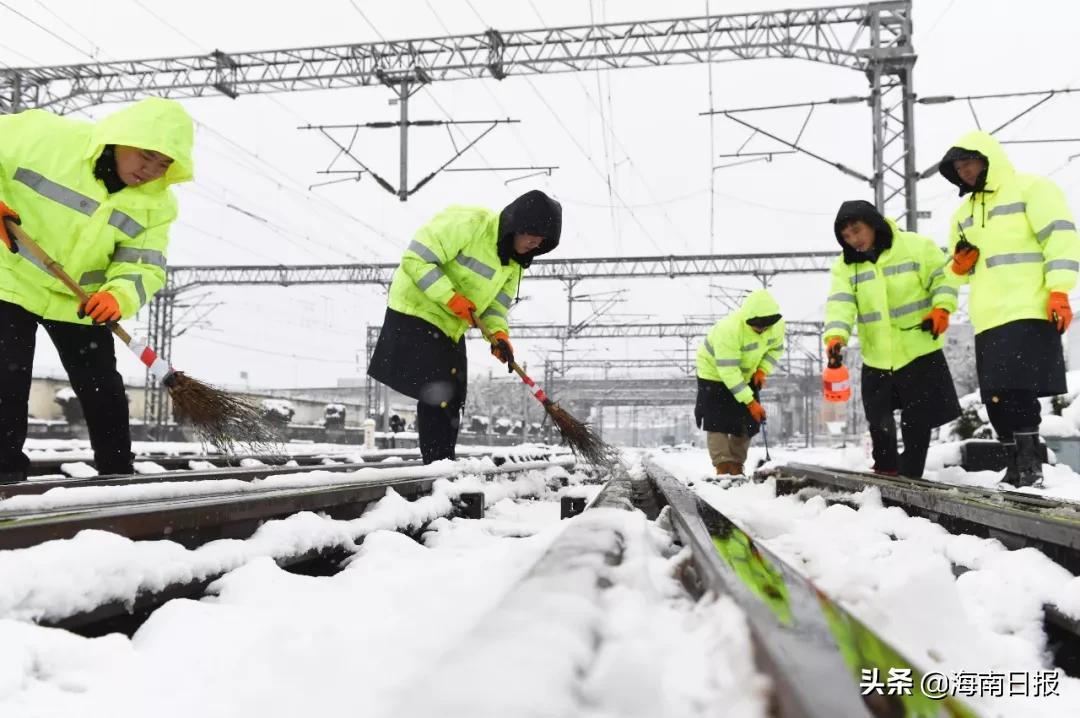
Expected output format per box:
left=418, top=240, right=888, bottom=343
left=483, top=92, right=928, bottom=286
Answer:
left=769, top=462, right=1080, bottom=678
left=0, top=459, right=573, bottom=637
left=639, top=457, right=981, bottom=717
left=4, top=449, right=560, bottom=498
left=773, top=462, right=1080, bottom=575
left=26, top=451, right=358, bottom=477
left=0, top=457, right=571, bottom=550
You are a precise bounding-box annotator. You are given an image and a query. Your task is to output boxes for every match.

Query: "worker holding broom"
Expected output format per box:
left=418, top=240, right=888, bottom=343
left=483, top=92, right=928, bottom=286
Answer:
left=368, top=190, right=561, bottom=464
left=0, top=97, right=195, bottom=483
left=694, top=289, right=784, bottom=476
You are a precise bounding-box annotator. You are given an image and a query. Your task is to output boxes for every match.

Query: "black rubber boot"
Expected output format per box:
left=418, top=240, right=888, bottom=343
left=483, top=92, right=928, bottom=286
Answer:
left=999, top=440, right=1020, bottom=486
left=1013, top=430, right=1044, bottom=488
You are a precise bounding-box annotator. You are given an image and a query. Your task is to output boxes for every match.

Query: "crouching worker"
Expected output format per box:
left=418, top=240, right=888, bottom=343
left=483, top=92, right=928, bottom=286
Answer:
left=824, top=200, right=961, bottom=478
left=0, top=97, right=195, bottom=483
left=695, top=289, right=784, bottom=476
left=368, top=190, right=561, bottom=464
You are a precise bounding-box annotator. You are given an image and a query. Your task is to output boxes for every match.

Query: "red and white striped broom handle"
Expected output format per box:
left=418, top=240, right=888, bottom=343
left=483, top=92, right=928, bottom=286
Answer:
left=470, top=311, right=550, bottom=406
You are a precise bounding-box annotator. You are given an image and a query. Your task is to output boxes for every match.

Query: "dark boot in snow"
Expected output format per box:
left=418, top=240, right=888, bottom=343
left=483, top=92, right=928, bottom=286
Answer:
left=1013, top=430, right=1044, bottom=489
left=998, top=440, right=1020, bottom=486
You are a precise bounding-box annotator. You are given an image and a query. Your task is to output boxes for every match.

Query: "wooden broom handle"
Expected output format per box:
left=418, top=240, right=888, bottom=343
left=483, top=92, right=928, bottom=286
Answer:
left=4, top=218, right=133, bottom=344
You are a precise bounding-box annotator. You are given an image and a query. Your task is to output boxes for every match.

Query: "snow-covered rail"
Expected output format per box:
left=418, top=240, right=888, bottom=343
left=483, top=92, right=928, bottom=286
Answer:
left=0, top=456, right=573, bottom=550
left=773, top=463, right=1080, bottom=575
left=0, top=459, right=577, bottom=637
left=4, top=448, right=563, bottom=498
left=769, top=462, right=1080, bottom=678
left=643, top=457, right=982, bottom=718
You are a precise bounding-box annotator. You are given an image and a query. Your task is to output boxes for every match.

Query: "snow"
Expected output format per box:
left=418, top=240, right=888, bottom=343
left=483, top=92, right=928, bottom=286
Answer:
left=0, top=476, right=768, bottom=718
left=652, top=447, right=1080, bottom=717
left=0, top=466, right=576, bottom=624
left=0, top=456, right=576, bottom=515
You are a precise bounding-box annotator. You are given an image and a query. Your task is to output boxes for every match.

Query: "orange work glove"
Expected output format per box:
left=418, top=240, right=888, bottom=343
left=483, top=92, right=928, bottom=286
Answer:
left=0, top=201, right=20, bottom=253
left=920, top=308, right=950, bottom=339
left=446, top=292, right=477, bottom=325
left=747, top=400, right=766, bottom=423
left=1048, top=291, right=1072, bottom=333
left=751, top=368, right=766, bottom=390
left=78, top=291, right=121, bottom=324
left=826, top=336, right=845, bottom=368
left=490, top=330, right=515, bottom=372
left=950, top=239, right=979, bottom=275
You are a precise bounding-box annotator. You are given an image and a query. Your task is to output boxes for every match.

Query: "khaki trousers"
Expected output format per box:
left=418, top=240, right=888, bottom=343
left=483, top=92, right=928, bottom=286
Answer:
left=707, top=432, right=750, bottom=467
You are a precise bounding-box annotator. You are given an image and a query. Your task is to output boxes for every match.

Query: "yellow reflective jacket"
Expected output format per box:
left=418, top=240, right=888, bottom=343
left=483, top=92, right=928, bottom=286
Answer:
left=940, top=131, right=1080, bottom=334
left=388, top=205, right=523, bottom=341
left=696, top=289, right=785, bottom=404
left=823, top=218, right=956, bottom=371
left=0, top=97, right=194, bottom=322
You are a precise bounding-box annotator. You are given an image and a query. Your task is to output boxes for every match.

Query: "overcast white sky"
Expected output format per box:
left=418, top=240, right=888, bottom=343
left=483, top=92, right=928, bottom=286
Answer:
left=5, top=0, right=1080, bottom=388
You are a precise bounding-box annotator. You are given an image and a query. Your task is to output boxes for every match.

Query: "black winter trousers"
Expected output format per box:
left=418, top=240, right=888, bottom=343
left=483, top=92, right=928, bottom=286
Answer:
left=981, top=388, right=1042, bottom=441
left=417, top=393, right=465, bottom=464
left=0, top=299, right=133, bottom=478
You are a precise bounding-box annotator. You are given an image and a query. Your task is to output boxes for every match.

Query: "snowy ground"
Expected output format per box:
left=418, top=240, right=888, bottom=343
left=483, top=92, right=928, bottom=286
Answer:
left=653, top=445, right=1080, bottom=717
left=0, top=471, right=769, bottom=718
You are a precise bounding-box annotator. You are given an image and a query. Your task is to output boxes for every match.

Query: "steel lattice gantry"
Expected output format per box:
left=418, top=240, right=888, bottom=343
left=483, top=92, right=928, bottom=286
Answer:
left=166, top=252, right=837, bottom=290
left=146, top=252, right=832, bottom=432
left=2, top=1, right=916, bottom=219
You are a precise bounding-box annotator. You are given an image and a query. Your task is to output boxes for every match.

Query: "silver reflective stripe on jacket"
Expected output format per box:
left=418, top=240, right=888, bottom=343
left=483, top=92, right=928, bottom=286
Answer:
left=703, top=338, right=715, bottom=356
left=407, top=240, right=440, bottom=264
left=857, top=311, right=882, bottom=323
left=1045, top=259, right=1080, bottom=273
left=108, top=210, right=145, bottom=238
left=417, top=266, right=446, bottom=291
left=1037, top=220, right=1077, bottom=242
left=763, top=353, right=779, bottom=367
left=985, top=252, right=1043, bottom=269
left=455, top=253, right=496, bottom=279
left=741, top=342, right=759, bottom=352
left=828, top=292, right=856, bottom=303
left=715, top=358, right=740, bottom=367
left=79, top=270, right=107, bottom=286
left=729, top=381, right=749, bottom=395
left=116, top=273, right=146, bottom=306
left=850, top=270, right=875, bottom=285
left=889, top=297, right=931, bottom=318
left=959, top=216, right=974, bottom=229
left=883, top=261, right=919, bottom=276
left=987, top=202, right=1026, bottom=220
left=113, top=247, right=166, bottom=268
left=824, top=320, right=852, bottom=334
left=14, top=167, right=99, bottom=216
left=932, top=285, right=958, bottom=298
left=494, top=291, right=512, bottom=309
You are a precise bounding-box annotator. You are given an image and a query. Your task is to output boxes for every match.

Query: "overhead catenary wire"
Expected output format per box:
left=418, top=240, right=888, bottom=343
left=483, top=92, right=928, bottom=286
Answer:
left=0, top=0, right=97, bottom=61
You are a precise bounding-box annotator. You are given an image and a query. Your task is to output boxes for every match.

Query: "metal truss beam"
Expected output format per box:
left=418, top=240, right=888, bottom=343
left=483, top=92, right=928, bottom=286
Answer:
left=167, top=252, right=835, bottom=291
left=1, top=3, right=909, bottom=114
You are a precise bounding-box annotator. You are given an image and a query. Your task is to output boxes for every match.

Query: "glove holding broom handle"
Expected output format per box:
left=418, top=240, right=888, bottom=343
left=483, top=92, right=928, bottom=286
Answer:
left=3, top=218, right=177, bottom=386
left=470, top=309, right=551, bottom=405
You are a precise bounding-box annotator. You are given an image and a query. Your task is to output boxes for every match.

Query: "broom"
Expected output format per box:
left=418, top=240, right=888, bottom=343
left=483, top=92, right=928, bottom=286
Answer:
left=4, top=219, right=281, bottom=456
left=471, top=310, right=618, bottom=467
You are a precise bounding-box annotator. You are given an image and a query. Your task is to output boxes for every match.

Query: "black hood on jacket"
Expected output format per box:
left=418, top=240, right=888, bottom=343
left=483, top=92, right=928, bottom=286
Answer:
left=497, top=190, right=562, bottom=268
left=833, top=199, right=893, bottom=264
left=939, top=145, right=989, bottom=196
left=93, top=144, right=127, bottom=194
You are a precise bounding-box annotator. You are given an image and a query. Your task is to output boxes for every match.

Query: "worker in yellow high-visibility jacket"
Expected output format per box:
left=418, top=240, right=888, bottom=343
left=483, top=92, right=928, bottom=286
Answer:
left=938, top=131, right=1080, bottom=487
left=0, top=97, right=195, bottom=483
